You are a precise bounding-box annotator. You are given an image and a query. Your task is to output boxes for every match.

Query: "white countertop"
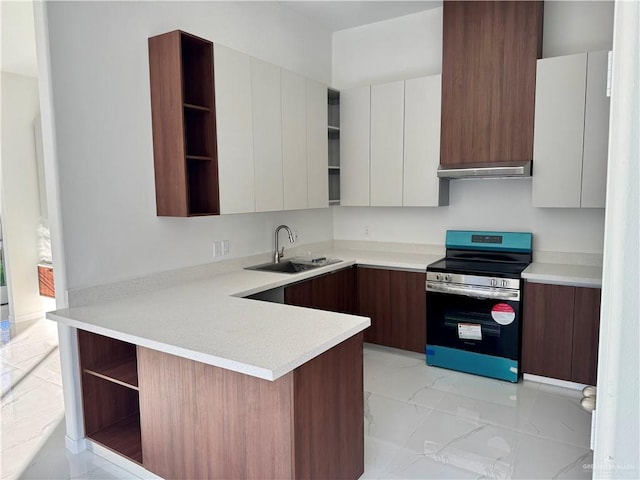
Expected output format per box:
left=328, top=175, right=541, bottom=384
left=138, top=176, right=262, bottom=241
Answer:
left=48, top=249, right=442, bottom=382
left=522, top=262, right=602, bottom=288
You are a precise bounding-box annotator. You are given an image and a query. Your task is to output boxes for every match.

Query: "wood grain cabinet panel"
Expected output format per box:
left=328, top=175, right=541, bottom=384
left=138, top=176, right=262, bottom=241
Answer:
left=523, top=283, right=602, bottom=385
left=357, top=267, right=426, bottom=353
left=522, top=283, right=575, bottom=381
left=284, top=267, right=356, bottom=314
left=571, top=287, right=601, bottom=385
left=440, top=1, right=543, bottom=167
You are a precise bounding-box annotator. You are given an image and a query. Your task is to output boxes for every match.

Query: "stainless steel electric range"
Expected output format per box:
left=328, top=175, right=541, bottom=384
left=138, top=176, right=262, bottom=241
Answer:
left=426, top=230, right=533, bottom=382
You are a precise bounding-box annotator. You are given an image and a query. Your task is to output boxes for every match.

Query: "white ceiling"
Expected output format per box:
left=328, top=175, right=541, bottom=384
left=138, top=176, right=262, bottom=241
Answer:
left=0, top=1, right=442, bottom=78
left=1, top=0, right=38, bottom=77
left=278, top=1, right=442, bottom=32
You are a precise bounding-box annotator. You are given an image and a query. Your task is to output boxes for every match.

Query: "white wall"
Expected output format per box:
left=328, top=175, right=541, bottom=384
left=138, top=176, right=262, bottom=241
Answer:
left=45, top=1, right=334, bottom=290
left=332, top=1, right=614, bottom=255
left=0, top=72, right=44, bottom=320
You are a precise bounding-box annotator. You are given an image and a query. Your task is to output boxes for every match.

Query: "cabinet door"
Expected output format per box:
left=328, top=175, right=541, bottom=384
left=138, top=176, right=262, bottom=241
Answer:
left=340, top=86, right=370, bottom=206
left=251, top=58, right=283, bottom=212
left=571, top=287, right=601, bottom=385
left=284, top=279, right=313, bottom=308
left=440, top=1, right=542, bottom=167
left=306, top=79, right=329, bottom=209
left=522, top=283, right=575, bottom=381
left=403, top=75, right=447, bottom=207
left=370, top=81, right=404, bottom=206
left=282, top=70, right=308, bottom=210
left=284, top=267, right=356, bottom=314
left=214, top=44, right=255, bottom=214
left=357, top=267, right=426, bottom=353
left=581, top=51, right=610, bottom=208
left=532, top=53, right=587, bottom=208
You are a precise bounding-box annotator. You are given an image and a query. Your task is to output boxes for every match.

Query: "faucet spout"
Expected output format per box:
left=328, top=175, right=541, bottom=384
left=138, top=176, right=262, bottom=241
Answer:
left=274, top=225, right=295, bottom=263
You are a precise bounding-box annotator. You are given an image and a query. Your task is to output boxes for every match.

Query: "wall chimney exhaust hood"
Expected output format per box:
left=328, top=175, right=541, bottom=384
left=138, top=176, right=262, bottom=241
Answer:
left=437, top=161, right=532, bottom=179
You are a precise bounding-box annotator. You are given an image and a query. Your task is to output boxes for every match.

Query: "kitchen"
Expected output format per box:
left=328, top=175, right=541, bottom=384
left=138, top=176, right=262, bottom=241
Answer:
left=23, top=0, right=638, bottom=479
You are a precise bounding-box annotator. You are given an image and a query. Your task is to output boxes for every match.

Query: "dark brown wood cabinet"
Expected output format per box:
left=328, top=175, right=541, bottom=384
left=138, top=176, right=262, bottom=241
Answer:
left=356, top=267, right=426, bottom=354
left=148, top=30, right=220, bottom=216
left=284, top=266, right=356, bottom=314
left=522, top=282, right=601, bottom=385
left=440, top=1, right=543, bottom=167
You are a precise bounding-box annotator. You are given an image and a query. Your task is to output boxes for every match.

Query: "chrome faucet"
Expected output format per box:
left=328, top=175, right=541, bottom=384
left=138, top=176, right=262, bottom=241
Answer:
left=274, top=225, right=295, bottom=263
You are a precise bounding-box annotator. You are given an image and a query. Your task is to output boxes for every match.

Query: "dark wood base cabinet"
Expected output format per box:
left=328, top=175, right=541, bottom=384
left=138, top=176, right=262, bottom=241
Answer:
left=78, top=330, right=364, bottom=479
left=284, top=266, right=356, bottom=314
left=357, top=267, right=426, bottom=354
left=522, top=283, right=601, bottom=385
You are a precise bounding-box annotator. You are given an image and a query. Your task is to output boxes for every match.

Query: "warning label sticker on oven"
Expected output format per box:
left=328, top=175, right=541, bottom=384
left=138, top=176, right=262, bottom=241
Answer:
left=491, top=303, right=516, bottom=325
left=458, top=323, right=482, bottom=340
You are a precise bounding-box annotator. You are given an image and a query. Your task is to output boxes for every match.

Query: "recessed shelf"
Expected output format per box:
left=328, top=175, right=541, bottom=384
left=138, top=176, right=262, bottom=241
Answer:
left=328, top=166, right=340, bottom=170
left=84, top=356, right=139, bottom=390
left=89, top=414, right=143, bottom=464
left=186, top=155, right=213, bottom=161
left=184, top=103, right=210, bottom=112
left=328, top=125, right=340, bottom=132
left=329, top=199, right=340, bottom=205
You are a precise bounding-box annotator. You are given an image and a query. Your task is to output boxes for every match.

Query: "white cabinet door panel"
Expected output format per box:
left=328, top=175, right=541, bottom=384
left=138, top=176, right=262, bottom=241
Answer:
left=281, top=70, right=308, bottom=210
left=251, top=58, right=283, bottom=212
left=370, top=81, right=404, bottom=206
left=340, top=86, right=370, bottom=206
left=581, top=51, right=610, bottom=208
left=532, top=53, right=587, bottom=208
left=214, top=44, right=255, bottom=214
left=306, top=79, right=329, bottom=209
left=403, top=75, right=446, bottom=207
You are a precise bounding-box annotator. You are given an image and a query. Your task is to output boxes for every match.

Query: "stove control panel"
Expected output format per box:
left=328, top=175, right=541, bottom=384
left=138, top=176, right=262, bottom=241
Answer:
left=427, top=271, right=521, bottom=290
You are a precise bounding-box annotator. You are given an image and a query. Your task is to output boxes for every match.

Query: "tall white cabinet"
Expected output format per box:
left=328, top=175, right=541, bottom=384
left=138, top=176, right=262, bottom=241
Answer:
left=370, top=81, right=405, bottom=207
left=403, top=75, right=448, bottom=207
left=251, top=58, right=283, bottom=212
left=282, top=70, right=309, bottom=210
left=340, top=86, right=371, bottom=206
left=306, top=79, right=329, bottom=209
left=532, top=51, right=610, bottom=208
left=214, top=45, right=255, bottom=214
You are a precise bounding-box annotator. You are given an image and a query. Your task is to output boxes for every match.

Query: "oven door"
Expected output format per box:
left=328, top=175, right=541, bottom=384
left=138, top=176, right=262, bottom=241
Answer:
left=426, top=284, right=521, bottom=361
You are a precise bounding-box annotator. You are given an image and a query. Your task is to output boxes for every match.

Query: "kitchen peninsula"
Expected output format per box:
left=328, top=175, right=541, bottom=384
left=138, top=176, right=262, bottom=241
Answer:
left=48, top=258, right=371, bottom=479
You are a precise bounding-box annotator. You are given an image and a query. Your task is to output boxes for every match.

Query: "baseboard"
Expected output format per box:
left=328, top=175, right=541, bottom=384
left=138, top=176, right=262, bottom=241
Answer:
left=523, top=373, right=588, bottom=391
left=64, top=435, right=86, bottom=454
left=86, top=439, right=161, bottom=479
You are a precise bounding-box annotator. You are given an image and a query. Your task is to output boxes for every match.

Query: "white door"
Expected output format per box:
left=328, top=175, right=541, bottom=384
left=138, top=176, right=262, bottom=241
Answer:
left=581, top=51, right=610, bottom=208
left=306, top=79, right=329, bottom=209
left=214, top=45, right=255, bottom=214
left=281, top=70, right=308, bottom=210
left=403, top=75, right=446, bottom=207
left=251, top=58, right=283, bottom=212
left=340, top=86, right=371, bottom=206
left=532, top=53, right=587, bottom=208
left=370, top=80, right=404, bottom=207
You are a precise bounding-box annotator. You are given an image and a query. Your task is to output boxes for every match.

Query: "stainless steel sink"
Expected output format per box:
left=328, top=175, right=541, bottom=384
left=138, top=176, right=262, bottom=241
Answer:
left=245, top=258, right=342, bottom=274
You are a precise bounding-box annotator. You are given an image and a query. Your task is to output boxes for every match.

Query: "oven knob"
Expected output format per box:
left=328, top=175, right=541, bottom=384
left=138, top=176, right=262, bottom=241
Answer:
left=501, top=280, right=508, bottom=287
left=445, top=274, right=452, bottom=282
left=491, top=279, right=498, bottom=287
left=436, top=274, right=442, bottom=281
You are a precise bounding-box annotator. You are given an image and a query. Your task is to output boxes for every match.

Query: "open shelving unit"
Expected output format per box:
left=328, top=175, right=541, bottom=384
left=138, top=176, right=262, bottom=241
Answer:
left=328, top=88, right=340, bottom=205
left=78, top=330, right=142, bottom=464
left=149, top=30, right=220, bottom=216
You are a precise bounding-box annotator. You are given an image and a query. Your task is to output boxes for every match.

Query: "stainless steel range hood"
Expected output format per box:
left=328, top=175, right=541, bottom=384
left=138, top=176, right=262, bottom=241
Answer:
left=437, top=161, right=532, bottom=179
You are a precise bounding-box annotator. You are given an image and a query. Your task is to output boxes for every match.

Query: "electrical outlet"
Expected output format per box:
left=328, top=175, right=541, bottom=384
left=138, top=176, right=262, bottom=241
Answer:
left=364, top=225, right=370, bottom=237
left=213, top=241, right=222, bottom=258
left=222, top=240, right=230, bottom=255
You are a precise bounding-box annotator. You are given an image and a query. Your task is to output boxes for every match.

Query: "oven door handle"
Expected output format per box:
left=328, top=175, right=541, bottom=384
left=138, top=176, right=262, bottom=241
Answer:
left=426, top=281, right=521, bottom=301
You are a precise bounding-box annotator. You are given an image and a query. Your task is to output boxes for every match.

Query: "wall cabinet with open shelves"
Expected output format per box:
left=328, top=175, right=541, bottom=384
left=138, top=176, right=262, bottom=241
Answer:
left=328, top=89, right=340, bottom=205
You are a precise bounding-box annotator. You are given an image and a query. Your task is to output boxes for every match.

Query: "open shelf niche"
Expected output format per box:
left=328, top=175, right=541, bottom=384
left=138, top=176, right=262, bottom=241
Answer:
left=78, top=330, right=142, bottom=464
left=328, top=88, right=340, bottom=205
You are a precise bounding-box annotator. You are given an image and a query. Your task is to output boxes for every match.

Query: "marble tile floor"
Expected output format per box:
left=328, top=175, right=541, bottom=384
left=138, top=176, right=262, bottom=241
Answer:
left=2, top=318, right=594, bottom=479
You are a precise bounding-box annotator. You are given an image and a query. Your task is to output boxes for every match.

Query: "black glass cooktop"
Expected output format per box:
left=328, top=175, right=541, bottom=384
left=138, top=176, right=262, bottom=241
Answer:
left=427, top=257, right=530, bottom=278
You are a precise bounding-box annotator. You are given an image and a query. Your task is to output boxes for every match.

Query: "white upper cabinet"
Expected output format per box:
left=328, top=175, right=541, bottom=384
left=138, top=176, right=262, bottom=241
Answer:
left=251, top=58, right=283, bottom=212
left=214, top=44, right=255, bottom=214
left=581, top=51, right=610, bottom=208
left=281, top=70, right=308, bottom=210
left=533, top=51, right=610, bottom=208
left=403, top=75, right=448, bottom=207
left=306, top=79, right=329, bottom=209
left=340, top=86, right=371, bottom=206
left=370, top=80, right=405, bottom=206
